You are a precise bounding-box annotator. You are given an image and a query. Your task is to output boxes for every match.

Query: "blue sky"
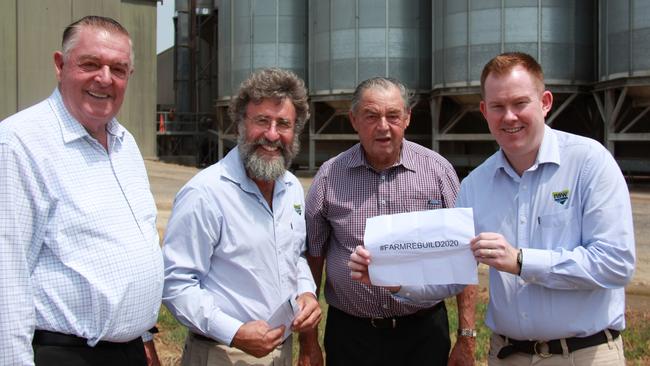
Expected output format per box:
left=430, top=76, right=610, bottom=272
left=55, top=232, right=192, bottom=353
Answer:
left=156, top=1, right=174, bottom=54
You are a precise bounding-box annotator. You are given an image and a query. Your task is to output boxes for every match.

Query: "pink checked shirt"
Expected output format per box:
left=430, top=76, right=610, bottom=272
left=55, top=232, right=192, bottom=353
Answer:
left=306, top=140, right=460, bottom=318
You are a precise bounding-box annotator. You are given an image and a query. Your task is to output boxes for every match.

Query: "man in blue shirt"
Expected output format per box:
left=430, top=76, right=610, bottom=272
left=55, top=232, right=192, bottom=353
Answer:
left=162, top=68, right=321, bottom=366
left=0, top=16, right=162, bottom=366
left=463, top=52, right=634, bottom=365
left=349, top=52, right=635, bottom=365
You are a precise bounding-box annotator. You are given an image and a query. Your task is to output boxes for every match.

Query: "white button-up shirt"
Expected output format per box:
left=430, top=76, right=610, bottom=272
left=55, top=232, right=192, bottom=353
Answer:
left=162, top=147, right=316, bottom=345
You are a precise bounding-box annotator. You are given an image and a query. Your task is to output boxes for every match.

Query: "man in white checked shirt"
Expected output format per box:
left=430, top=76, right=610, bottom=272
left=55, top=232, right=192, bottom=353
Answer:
left=0, top=16, right=163, bottom=366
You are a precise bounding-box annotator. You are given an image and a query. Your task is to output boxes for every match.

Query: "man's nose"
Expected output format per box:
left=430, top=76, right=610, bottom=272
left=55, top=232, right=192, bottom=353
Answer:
left=264, top=123, right=280, bottom=141
left=95, top=65, right=112, bottom=84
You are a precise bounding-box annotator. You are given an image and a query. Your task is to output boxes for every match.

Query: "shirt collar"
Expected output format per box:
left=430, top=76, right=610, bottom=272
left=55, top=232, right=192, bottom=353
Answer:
left=494, top=125, right=560, bottom=177
left=347, top=140, right=415, bottom=172
left=221, top=146, right=290, bottom=194
left=50, top=88, right=125, bottom=145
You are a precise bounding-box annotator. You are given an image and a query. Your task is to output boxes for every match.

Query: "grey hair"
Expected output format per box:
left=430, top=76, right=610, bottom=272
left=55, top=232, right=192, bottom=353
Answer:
left=62, top=15, right=134, bottom=68
left=228, top=68, right=310, bottom=135
left=350, top=77, right=412, bottom=114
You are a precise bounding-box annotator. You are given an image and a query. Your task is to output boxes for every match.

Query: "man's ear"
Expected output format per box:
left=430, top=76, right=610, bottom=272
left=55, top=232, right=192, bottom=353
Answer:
left=54, top=51, right=65, bottom=82
left=541, top=90, right=553, bottom=117
left=349, top=111, right=359, bottom=133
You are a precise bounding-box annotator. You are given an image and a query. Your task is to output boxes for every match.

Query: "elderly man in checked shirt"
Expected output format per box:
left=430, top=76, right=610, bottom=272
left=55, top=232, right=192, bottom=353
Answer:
left=298, top=77, right=477, bottom=366
left=0, top=16, right=162, bottom=366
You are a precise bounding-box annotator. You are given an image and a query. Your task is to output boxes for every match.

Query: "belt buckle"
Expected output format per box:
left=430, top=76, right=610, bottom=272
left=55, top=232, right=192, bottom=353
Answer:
left=370, top=318, right=396, bottom=329
left=534, top=341, right=553, bottom=358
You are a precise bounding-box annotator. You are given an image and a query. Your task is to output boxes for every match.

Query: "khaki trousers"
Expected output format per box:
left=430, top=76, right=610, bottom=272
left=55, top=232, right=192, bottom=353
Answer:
left=180, top=332, right=292, bottom=366
left=488, top=331, right=625, bottom=366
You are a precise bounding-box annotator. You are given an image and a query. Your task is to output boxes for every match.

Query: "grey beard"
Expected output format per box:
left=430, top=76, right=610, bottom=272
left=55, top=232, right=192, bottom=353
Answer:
left=238, top=137, right=299, bottom=181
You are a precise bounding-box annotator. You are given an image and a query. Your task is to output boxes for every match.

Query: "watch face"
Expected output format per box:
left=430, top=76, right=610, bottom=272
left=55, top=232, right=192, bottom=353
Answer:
left=458, top=329, right=477, bottom=337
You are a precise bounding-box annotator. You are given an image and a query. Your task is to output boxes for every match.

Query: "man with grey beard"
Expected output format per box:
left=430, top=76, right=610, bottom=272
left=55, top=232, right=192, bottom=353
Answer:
left=162, top=68, right=321, bottom=366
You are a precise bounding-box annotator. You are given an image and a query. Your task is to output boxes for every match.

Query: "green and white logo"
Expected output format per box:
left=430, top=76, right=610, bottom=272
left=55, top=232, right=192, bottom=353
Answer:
left=552, top=189, right=569, bottom=205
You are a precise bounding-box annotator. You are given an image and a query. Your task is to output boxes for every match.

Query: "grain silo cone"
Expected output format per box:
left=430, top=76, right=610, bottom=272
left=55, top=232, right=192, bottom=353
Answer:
left=217, top=0, right=307, bottom=100
left=309, top=0, right=432, bottom=94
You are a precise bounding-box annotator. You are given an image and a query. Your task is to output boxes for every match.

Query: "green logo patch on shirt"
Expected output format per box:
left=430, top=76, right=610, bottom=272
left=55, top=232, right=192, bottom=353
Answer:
left=293, top=204, right=302, bottom=215
left=552, top=189, right=569, bottom=205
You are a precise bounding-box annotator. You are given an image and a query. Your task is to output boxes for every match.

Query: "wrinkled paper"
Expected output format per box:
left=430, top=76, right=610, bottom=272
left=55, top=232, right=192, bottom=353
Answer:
left=364, top=208, right=478, bottom=286
left=267, top=295, right=300, bottom=341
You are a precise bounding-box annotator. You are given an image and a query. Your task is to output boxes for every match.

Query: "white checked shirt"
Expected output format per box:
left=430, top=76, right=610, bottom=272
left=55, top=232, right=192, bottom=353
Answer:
left=0, top=89, right=163, bottom=365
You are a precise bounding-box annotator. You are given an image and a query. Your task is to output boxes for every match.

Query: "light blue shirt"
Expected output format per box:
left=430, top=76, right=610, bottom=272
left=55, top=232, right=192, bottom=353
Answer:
left=0, top=89, right=164, bottom=365
left=162, top=147, right=316, bottom=345
left=457, top=126, right=635, bottom=340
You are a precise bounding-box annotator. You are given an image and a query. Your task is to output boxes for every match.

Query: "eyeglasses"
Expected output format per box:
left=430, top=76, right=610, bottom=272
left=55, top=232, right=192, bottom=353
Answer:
left=247, top=115, right=294, bottom=133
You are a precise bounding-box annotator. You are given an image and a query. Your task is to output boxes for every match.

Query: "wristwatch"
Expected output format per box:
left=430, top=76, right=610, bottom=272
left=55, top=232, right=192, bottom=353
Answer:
left=517, top=248, right=523, bottom=276
left=457, top=328, right=477, bottom=338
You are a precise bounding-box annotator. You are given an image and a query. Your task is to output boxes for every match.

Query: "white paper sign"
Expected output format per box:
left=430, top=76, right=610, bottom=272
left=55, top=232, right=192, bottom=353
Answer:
left=267, top=295, right=300, bottom=341
left=364, top=207, right=478, bottom=286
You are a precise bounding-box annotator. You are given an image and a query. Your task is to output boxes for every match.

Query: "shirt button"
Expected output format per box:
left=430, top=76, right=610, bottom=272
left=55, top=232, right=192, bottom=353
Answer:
left=520, top=216, right=526, bottom=224
left=380, top=175, right=386, bottom=181
left=379, top=199, right=386, bottom=205
left=382, top=304, right=389, bottom=309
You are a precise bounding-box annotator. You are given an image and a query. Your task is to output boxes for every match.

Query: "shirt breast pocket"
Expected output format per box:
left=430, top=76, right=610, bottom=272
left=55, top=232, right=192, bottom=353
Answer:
left=537, top=209, right=580, bottom=250
left=402, top=197, right=443, bottom=212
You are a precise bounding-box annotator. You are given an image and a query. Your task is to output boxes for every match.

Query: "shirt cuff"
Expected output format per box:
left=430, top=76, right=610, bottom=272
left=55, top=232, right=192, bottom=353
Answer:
left=297, top=279, right=317, bottom=297
left=141, top=331, right=153, bottom=342
left=393, top=286, right=437, bottom=306
left=520, top=248, right=552, bottom=283
left=208, top=311, right=244, bottom=346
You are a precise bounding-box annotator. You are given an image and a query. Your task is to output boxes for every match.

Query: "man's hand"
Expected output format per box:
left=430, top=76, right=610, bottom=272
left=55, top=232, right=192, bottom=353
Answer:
left=348, top=245, right=372, bottom=284
left=143, top=340, right=161, bottom=366
left=448, top=336, right=476, bottom=366
left=298, top=329, right=323, bottom=366
left=231, top=320, right=284, bottom=358
left=348, top=245, right=401, bottom=293
left=292, top=293, right=322, bottom=332
left=470, top=232, right=520, bottom=274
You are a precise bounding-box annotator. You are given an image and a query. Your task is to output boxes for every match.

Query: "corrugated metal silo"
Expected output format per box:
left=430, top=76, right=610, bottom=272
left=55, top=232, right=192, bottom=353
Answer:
left=309, top=0, right=432, bottom=94
left=599, top=0, right=650, bottom=80
left=433, top=0, right=595, bottom=88
left=217, top=0, right=307, bottom=99
left=594, top=0, right=650, bottom=173
left=430, top=0, right=598, bottom=172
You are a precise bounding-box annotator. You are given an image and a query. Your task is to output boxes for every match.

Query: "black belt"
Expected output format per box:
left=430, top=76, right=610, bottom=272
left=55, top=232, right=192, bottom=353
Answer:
left=497, top=329, right=620, bottom=359
left=32, top=330, right=143, bottom=348
left=191, top=332, right=289, bottom=345
left=331, top=301, right=445, bottom=329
